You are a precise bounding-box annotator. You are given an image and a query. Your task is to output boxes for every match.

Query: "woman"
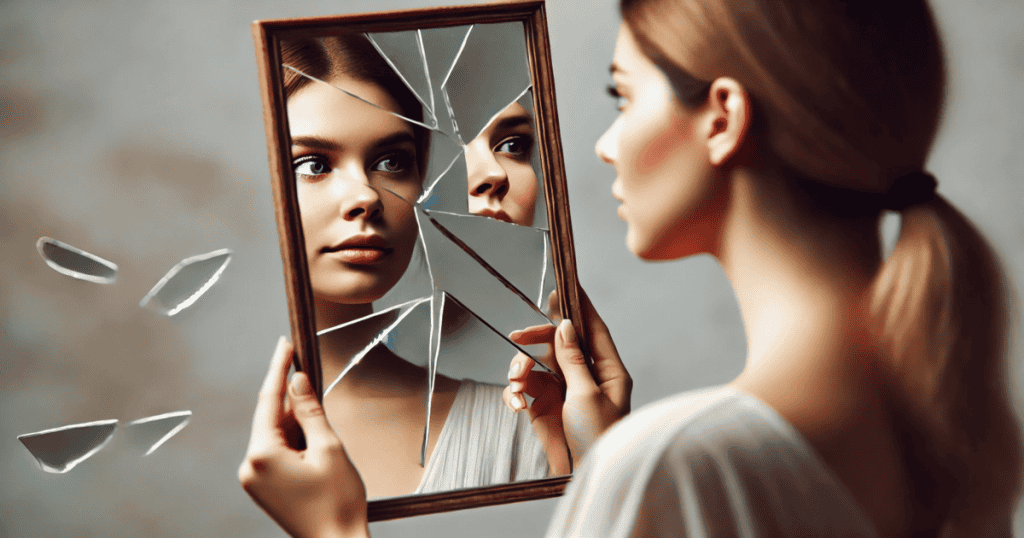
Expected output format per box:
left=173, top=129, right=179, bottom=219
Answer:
left=280, top=34, right=554, bottom=500
left=242, top=1, right=1022, bottom=536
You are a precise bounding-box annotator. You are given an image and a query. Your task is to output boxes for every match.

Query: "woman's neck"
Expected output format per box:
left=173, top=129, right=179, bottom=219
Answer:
left=717, top=166, right=915, bottom=535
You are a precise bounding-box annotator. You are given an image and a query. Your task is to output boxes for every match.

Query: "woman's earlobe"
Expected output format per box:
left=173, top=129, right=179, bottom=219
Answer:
left=706, top=78, right=751, bottom=166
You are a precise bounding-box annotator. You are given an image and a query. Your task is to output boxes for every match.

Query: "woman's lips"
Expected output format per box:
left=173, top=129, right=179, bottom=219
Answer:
left=323, top=235, right=392, bottom=265
left=328, top=248, right=391, bottom=265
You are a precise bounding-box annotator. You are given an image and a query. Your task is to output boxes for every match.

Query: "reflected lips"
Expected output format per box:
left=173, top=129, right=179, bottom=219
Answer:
left=476, top=209, right=514, bottom=225
left=324, top=235, right=392, bottom=265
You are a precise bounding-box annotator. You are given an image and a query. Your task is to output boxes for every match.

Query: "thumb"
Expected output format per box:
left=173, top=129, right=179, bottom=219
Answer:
left=555, top=319, right=597, bottom=396
left=288, top=372, right=341, bottom=451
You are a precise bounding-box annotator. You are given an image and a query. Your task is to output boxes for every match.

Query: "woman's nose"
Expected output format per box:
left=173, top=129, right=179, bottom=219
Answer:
left=466, top=147, right=510, bottom=201
left=336, top=176, right=384, bottom=221
left=595, top=120, right=619, bottom=165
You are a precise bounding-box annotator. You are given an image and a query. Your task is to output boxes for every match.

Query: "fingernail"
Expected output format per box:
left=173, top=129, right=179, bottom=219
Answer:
left=559, top=319, right=577, bottom=345
left=510, top=380, right=525, bottom=393
left=508, top=362, right=522, bottom=379
left=512, top=394, right=525, bottom=410
left=290, top=373, right=312, bottom=396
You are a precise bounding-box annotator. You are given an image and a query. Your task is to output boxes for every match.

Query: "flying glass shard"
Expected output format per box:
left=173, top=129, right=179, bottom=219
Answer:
left=139, top=248, right=231, bottom=316
left=124, top=411, right=192, bottom=456
left=36, top=237, right=118, bottom=284
left=18, top=419, right=118, bottom=473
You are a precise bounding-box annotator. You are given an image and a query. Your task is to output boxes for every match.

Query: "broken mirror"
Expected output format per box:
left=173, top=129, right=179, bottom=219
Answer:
left=253, top=0, right=582, bottom=520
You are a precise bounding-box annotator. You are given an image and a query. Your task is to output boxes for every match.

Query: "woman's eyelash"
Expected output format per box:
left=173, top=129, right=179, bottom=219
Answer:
left=292, top=154, right=331, bottom=178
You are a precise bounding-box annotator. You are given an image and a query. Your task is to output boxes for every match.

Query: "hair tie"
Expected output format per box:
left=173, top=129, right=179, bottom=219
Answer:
left=883, top=171, right=937, bottom=211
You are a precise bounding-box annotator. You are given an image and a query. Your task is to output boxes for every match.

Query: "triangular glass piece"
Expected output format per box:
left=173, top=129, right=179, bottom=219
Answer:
left=125, top=411, right=192, bottom=456
left=318, top=297, right=432, bottom=395
left=442, top=22, right=531, bottom=144
left=414, top=206, right=552, bottom=342
left=420, top=130, right=464, bottom=199
left=419, top=152, right=469, bottom=215
left=18, top=419, right=118, bottom=473
left=36, top=237, right=118, bottom=284
left=435, top=291, right=556, bottom=381
left=428, top=211, right=548, bottom=304
left=366, top=30, right=436, bottom=123
left=420, top=25, right=472, bottom=104
left=139, top=249, right=231, bottom=316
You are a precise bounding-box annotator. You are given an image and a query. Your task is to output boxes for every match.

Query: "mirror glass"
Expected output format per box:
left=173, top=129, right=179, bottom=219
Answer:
left=278, top=21, right=567, bottom=501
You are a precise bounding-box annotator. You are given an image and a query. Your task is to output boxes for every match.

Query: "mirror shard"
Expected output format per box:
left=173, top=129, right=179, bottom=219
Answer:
left=18, top=419, right=118, bottom=473
left=139, top=249, right=231, bottom=316
left=36, top=237, right=118, bottom=284
left=125, top=411, right=193, bottom=456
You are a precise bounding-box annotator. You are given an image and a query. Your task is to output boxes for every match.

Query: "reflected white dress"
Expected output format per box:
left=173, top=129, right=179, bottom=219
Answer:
left=546, top=386, right=878, bottom=538
left=415, top=379, right=550, bottom=494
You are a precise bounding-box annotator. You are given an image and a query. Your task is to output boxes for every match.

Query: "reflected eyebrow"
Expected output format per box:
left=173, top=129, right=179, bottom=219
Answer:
left=291, top=131, right=416, bottom=155
left=490, top=114, right=533, bottom=136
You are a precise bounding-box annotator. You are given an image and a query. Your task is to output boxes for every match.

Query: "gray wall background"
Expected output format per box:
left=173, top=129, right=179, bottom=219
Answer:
left=1, top=0, right=1021, bottom=536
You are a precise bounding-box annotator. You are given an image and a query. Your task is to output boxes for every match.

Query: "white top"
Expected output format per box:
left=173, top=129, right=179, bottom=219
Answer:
left=546, top=386, right=878, bottom=538
left=415, top=379, right=550, bottom=494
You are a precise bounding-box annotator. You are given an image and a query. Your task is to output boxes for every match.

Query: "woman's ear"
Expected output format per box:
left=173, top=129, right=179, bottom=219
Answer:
left=703, top=77, right=751, bottom=166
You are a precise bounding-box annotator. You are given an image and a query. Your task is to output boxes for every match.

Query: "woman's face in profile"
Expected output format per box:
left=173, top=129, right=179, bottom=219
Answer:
left=596, top=25, right=721, bottom=261
left=288, top=75, right=422, bottom=305
left=464, top=102, right=539, bottom=227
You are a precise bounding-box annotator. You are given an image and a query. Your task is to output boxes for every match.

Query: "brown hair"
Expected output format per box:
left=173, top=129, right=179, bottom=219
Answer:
left=280, top=34, right=430, bottom=178
left=622, top=0, right=1021, bottom=533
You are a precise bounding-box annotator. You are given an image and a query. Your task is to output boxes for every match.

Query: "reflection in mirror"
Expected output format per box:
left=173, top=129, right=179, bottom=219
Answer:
left=18, top=419, right=118, bottom=473
left=277, top=19, right=567, bottom=505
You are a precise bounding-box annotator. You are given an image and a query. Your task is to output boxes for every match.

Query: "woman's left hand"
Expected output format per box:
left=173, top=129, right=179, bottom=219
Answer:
left=239, top=337, right=370, bottom=538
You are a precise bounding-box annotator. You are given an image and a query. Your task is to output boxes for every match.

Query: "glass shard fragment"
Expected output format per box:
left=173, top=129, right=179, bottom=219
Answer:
left=419, top=152, right=469, bottom=215
left=427, top=211, right=548, bottom=303
left=125, top=411, right=192, bottom=456
left=442, top=22, right=531, bottom=143
left=36, top=237, right=118, bottom=284
left=318, top=297, right=432, bottom=395
left=366, top=30, right=435, bottom=121
left=414, top=206, right=552, bottom=341
left=139, top=248, right=231, bottom=316
left=18, top=419, right=118, bottom=473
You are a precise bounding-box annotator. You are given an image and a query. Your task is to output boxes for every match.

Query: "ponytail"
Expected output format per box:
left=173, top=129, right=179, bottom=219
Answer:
left=870, top=197, right=1021, bottom=534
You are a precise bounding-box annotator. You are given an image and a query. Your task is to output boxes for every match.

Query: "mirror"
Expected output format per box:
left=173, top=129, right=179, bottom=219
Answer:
left=253, top=0, right=587, bottom=521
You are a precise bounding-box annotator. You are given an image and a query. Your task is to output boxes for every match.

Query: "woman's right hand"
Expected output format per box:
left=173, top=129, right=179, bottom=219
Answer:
left=508, top=290, right=632, bottom=466
left=239, top=337, right=370, bottom=538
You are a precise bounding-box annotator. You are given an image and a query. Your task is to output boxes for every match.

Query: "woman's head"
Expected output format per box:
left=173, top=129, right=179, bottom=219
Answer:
left=464, top=100, right=539, bottom=227
left=603, top=0, right=946, bottom=259
left=283, top=35, right=428, bottom=306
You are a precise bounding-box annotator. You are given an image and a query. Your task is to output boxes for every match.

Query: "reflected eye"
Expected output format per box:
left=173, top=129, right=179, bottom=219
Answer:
left=606, top=84, right=627, bottom=111
left=293, top=155, right=331, bottom=180
left=494, top=135, right=532, bottom=159
left=372, top=151, right=415, bottom=175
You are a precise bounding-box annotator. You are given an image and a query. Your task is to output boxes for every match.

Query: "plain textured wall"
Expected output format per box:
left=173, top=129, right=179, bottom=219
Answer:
left=1, top=0, right=1021, bottom=536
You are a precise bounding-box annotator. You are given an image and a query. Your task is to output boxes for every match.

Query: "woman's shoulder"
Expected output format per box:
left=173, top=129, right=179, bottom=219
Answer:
left=547, top=386, right=877, bottom=538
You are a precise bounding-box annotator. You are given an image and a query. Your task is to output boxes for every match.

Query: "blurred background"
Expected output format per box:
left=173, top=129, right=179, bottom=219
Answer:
left=1, top=0, right=1021, bottom=536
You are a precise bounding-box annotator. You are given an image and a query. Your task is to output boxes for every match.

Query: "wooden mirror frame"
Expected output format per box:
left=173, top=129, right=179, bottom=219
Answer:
left=252, top=0, right=590, bottom=521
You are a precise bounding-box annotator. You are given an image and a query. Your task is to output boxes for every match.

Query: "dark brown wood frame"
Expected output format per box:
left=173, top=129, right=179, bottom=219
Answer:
left=252, top=0, right=588, bottom=521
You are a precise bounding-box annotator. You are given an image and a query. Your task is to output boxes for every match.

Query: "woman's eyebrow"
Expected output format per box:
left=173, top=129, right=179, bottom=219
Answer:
left=291, top=135, right=340, bottom=152
left=369, top=131, right=416, bottom=152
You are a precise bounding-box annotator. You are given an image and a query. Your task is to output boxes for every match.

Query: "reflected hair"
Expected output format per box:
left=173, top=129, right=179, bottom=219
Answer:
left=280, top=34, right=430, bottom=179
left=621, top=0, right=1022, bottom=534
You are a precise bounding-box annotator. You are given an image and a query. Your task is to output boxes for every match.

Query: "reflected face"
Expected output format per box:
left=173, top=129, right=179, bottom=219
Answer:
left=596, top=25, right=721, bottom=260
left=288, top=76, right=422, bottom=304
left=464, top=102, right=538, bottom=226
